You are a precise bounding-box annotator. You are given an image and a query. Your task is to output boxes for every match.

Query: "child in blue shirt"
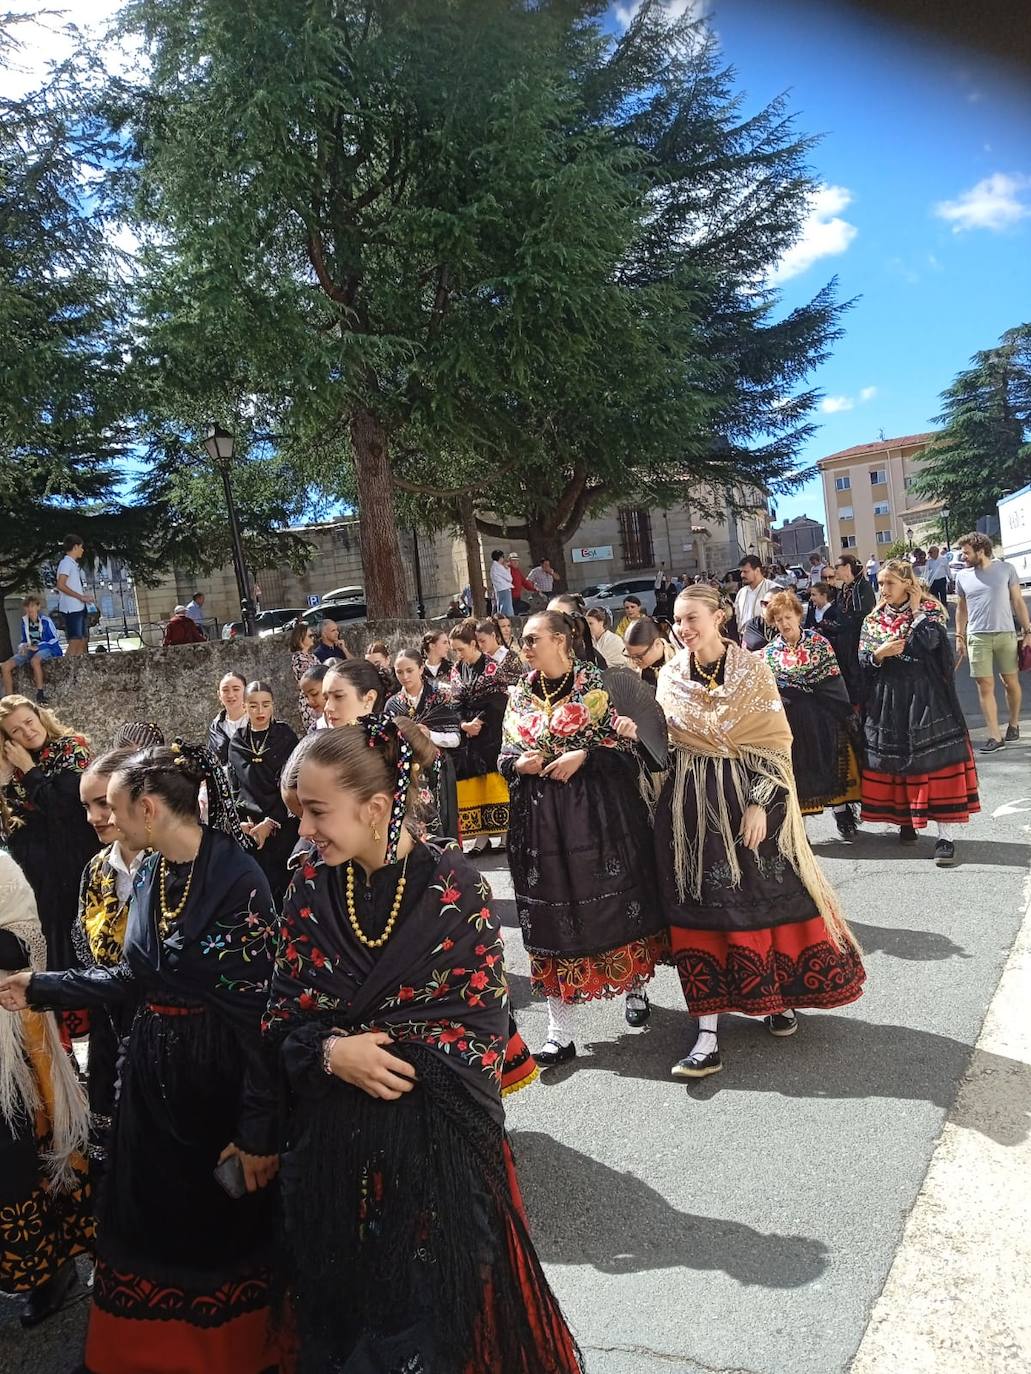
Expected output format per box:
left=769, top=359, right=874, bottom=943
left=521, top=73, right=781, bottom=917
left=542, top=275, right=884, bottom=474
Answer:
left=2, top=596, right=63, bottom=703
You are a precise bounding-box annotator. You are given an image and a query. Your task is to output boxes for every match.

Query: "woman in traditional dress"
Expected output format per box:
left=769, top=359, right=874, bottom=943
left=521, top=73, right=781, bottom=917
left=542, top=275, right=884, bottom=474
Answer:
left=76, top=748, right=145, bottom=1163
left=831, top=553, right=877, bottom=704
left=0, top=744, right=285, bottom=1374
left=386, top=647, right=461, bottom=841
left=500, top=612, right=666, bottom=1064
left=0, top=849, right=92, bottom=1328
left=289, top=621, right=321, bottom=732
left=0, top=695, right=99, bottom=970
left=421, top=628, right=452, bottom=682
left=859, top=558, right=979, bottom=867
left=651, top=585, right=865, bottom=1079
left=623, top=617, right=677, bottom=688
left=323, top=659, right=389, bottom=728
left=262, top=720, right=580, bottom=1372
left=763, top=591, right=862, bottom=840
left=209, top=671, right=249, bottom=764
left=227, top=680, right=300, bottom=909
left=449, top=618, right=523, bottom=852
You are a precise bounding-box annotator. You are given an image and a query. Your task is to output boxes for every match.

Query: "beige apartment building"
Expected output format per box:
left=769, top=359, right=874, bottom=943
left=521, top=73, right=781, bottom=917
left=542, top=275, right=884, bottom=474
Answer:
left=818, top=432, right=945, bottom=560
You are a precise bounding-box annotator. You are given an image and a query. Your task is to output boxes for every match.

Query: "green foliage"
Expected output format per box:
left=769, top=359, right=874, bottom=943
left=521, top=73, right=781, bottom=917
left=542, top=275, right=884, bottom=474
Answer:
left=914, top=324, right=1031, bottom=535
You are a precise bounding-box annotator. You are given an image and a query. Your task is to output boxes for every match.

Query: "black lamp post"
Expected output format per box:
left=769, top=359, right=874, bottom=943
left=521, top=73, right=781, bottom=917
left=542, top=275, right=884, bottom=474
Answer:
left=410, top=526, right=426, bottom=620
left=204, top=425, right=256, bottom=637
left=940, top=506, right=951, bottom=550
left=906, top=526, right=914, bottom=553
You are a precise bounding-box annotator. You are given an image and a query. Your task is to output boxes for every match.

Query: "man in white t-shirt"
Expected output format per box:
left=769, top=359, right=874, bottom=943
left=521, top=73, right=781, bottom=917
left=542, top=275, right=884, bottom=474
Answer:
left=734, top=555, right=777, bottom=630
left=955, top=531, right=1031, bottom=751
left=55, top=533, right=91, bottom=656
left=488, top=549, right=514, bottom=617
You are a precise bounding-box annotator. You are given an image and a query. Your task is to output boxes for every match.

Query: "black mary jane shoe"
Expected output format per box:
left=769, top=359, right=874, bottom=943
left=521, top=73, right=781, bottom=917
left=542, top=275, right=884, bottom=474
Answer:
left=671, top=1047, right=723, bottom=1080
left=535, top=1039, right=577, bottom=1067
left=624, top=992, right=651, bottom=1028
left=899, top=824, right=918, bottom=844
left=20, top=1261, right=85, bottom=1329
left=834, top=806, right=858, bottom=840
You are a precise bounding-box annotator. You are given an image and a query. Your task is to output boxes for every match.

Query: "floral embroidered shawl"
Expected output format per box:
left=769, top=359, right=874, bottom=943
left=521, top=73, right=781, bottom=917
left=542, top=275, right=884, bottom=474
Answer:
left=763, top=629, right=842, bottom=690
left=859, top=595, right=948, bottom=662
left=656, top=641, right=854, bottom=949
left=2, top=733, right=91, bottom=826
left=262, top=843, right=510, bottom=1123
left=75, top=846, right=130, bottom=968
left=500, top=660, right=633, bottom=765
left=449, top=649, right=523, bottom=710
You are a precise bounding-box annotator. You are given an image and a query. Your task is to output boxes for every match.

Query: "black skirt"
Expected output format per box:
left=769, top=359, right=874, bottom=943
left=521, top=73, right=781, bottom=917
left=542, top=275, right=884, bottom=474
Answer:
left=863, top=657, right=970, bottom=775
left=507, top=751, right=663, bottom=957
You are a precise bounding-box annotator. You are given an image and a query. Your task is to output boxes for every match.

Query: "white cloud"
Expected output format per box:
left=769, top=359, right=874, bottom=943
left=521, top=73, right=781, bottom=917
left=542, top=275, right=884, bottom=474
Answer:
left=769, top=184, right=858, bottom=285
left=3, top=1, right=140, bottom=101
left=820, top=386, right=877, bottom=414
left=614, top=0, right=707, bottom=29
left=934, top=173, right=1031, bottom=233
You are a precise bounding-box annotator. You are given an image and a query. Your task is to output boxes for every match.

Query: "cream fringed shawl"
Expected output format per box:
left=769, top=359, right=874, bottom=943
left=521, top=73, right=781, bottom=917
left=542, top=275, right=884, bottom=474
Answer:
left=0, top=849, right=90, bottom=1189
left=655, top=641, right=857, bottom=952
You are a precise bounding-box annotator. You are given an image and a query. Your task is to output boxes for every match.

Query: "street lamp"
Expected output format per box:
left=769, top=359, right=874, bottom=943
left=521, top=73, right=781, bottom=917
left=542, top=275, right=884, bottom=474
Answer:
left=906, top=526, right=914, bottom=553
left=204, top=425, right=256, bottom=637
left=940, top=506, right=951, bottom=550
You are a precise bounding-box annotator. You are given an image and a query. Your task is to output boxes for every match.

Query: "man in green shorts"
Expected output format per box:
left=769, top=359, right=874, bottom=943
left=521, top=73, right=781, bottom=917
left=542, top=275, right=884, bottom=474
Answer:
left=955, top=531, right=1031, bottom=753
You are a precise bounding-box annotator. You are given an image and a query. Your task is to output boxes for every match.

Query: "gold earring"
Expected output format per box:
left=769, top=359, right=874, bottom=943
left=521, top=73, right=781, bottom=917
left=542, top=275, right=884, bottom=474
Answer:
left=372, top=823, right=382, bottom=842
left=145, top=819, right=153, bottom=847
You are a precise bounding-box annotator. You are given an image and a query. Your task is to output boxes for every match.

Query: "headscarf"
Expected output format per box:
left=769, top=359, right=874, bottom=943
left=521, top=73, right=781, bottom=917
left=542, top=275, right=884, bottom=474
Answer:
left=0, top=849, right=90, bottom=1188
left=656, top=641, right=855, bottom=951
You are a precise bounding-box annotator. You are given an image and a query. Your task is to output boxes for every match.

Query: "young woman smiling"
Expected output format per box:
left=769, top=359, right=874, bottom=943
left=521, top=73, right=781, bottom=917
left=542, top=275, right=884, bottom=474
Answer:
left=652, top=585, right=865, bottom=1079
left=263, top=720, right=582, bottom=1373
left=208, top=671, right=248, bottom=764
left=227, top=681, right=300, bottom=908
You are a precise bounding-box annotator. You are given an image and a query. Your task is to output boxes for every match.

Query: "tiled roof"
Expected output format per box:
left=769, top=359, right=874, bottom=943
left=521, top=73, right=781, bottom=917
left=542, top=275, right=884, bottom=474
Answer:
left=818, top=432, right=938, bottom=466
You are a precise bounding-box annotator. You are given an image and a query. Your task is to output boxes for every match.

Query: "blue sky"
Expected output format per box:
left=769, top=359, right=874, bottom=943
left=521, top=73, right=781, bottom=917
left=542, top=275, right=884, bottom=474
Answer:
left=612, top=0, right=1031, bottom=531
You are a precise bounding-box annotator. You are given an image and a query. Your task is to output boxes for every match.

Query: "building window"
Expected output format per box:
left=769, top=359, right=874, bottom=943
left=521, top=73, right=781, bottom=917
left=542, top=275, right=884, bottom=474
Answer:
left=870, top=469, right=887, bottom=485
left=904, top=475, right=914, bottom=490
left=873, top=501, right=890, bottom=516
left=875, top=530, right=893, bottom=545
left=618, top=508, right=654, bottom=571
left=841, top=535, right=857, bottom=549
left=838, top=506, right=854, bottom=521
left=835, top=475, right=851, bottom=491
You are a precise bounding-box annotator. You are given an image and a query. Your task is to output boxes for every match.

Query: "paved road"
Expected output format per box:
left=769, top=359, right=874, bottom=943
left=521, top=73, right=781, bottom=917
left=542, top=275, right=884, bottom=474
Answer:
left=4, top=660, right=1030, bottom=1374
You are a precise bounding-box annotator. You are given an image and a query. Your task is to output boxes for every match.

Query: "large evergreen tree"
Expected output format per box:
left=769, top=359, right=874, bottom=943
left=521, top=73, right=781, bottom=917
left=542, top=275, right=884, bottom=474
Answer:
left=914, top=324, right=1031, bottom=536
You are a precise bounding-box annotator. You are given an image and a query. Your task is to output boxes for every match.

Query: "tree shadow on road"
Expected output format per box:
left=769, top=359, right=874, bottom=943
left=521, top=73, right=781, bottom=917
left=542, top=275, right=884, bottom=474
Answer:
left=579, top=1009, right=1030, bottom=1147
left=510, top=1129, right=830, bottom=1284
left=848, top=921, right=972, bottom=962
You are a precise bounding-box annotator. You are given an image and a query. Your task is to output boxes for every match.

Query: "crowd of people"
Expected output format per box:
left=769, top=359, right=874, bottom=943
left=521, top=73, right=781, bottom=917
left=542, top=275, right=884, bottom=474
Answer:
left=0, top=528, right=1026, bottom=1371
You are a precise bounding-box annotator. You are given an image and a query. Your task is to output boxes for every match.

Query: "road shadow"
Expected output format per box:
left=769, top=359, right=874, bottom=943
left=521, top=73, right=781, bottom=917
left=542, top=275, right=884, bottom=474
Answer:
left=510, top=1129, right=830, bottom=1285
left=577, top=1008, right=1031, bottom=1147
left=504, top=968, right=533, bottom=1012
left=849, top=921, right=972, bottom=962
left=811, top=834, right=1031, bottom=869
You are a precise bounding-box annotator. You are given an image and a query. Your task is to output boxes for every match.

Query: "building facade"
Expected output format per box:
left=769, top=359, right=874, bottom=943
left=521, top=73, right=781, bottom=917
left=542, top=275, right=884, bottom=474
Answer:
left=818, top=432, right=944, bottom=560
left=772, top=514, right=826, bottom=562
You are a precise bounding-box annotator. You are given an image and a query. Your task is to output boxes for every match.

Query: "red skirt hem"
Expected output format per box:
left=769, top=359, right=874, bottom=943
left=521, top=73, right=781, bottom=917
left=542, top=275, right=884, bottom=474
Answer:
left=860, top=749, right=980, bottom=828
left=670, top=916, right=865, bottom=1016
left=529, top=932, right=669, bottom=1003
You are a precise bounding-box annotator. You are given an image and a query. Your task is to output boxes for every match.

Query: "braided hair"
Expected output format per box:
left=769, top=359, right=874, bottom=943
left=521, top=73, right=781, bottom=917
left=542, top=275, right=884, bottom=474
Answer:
left=113, top=740, right=254, bottom=850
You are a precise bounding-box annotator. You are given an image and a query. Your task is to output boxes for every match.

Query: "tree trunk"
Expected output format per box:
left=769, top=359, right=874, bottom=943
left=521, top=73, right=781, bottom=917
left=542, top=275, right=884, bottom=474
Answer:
left=0, top=588, right=13, bottom=661
left=349, top=407, right=410, bottom=618
left=459, top=496, right=487, bottom=616
left=526, top=514, right=569, bottom=590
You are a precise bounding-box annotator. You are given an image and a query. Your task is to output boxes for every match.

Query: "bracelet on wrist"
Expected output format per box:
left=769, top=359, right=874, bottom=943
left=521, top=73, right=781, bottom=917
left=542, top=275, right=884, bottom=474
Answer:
left=321, top=1034, right=340, bottom=1076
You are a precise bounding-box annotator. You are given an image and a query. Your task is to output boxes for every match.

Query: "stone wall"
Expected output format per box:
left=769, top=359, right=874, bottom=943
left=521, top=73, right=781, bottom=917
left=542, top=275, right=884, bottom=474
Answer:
left=19, top=622, right=438, bottom=752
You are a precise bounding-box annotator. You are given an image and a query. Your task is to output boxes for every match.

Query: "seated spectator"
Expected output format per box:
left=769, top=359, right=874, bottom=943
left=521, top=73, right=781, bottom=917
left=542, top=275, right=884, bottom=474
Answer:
left=2, top=596, right=63, bottom=703
left=162, top=606, right=206, bottom=646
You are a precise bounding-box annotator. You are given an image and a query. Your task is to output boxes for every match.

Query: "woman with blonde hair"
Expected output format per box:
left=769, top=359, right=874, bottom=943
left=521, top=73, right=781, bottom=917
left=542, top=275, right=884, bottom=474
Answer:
left=0, top=695, right=99, bottom=970
left=859, top=558, right=978, bottom=866
left=649, top=584, right=865, bottom=1078
left=0, top=849, right=92, bottom=1326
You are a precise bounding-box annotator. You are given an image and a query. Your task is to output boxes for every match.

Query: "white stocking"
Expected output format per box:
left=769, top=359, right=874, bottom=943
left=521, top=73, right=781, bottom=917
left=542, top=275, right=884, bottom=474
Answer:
left=690, top=1013, right=718, bottom=1057
left=937, top=822, right=956, bottom=841
left=546, top=997, right=578, bottom=1049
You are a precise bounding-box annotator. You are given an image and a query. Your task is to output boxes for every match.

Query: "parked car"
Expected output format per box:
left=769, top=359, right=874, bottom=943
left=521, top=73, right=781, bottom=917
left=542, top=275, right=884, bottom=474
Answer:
left=255, top=608, right=307, bottom=638
left=300, top=601, right=368, bottom=632
left=221, top=620, right=246, bottom=640
left=582, top=576, right=658, bottom=617
left=319, top=585, right=364, bottom=604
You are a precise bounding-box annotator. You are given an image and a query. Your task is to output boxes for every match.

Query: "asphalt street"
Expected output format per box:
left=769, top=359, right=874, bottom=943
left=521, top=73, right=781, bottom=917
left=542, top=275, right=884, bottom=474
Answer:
left=3, top=648, right=1031, bottom=1374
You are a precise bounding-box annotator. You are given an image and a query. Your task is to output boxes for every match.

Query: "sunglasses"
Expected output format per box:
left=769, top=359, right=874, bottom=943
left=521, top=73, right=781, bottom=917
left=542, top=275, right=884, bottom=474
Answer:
left=521, top=632, right=558, bottom=647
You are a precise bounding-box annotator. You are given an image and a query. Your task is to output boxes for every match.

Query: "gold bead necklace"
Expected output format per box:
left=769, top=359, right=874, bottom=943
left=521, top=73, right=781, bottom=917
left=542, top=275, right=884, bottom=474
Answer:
left=538, top=668, right=573, bottom=719
left=158, top=855, right=196, bottom=935
left=346, top=854, right=409, bottom=949
left=693, top=649, right=726, bottom=693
